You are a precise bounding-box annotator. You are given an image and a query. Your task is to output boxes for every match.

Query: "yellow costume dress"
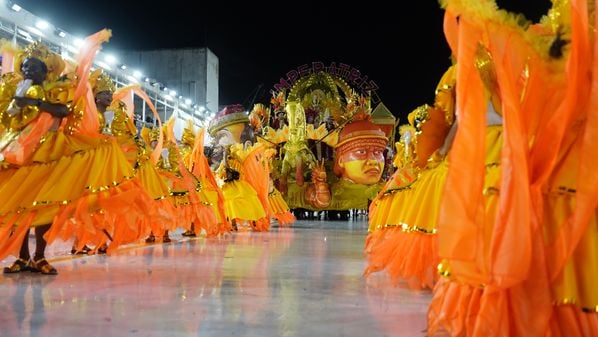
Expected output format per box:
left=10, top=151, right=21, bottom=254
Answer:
left=264, top=148, right=295, bottom=226
left=183, top=126, right=231, bottom=235
left=153, top=130, right=217, bottom=236
left=0, top=46, right=153, bottom=258
left=217, top=143, right=268, bottom=230
left=97, top=98, right=177, bottom=245
left=364, top=66, right=456, bottom=290
left=268, top=184, right=296, bottom=226
left=543, top=121, right=598, bottom=336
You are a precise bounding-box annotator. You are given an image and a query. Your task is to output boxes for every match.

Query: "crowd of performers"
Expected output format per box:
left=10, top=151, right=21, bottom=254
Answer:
left=0, top=30, right=295, bottom=276
left=2, top=0, right=598, bottom=335
left=365, top=0, right=598, bottom=336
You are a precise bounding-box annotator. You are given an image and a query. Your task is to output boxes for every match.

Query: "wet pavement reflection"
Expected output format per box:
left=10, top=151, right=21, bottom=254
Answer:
left=1, top=219, right=430, bottom=337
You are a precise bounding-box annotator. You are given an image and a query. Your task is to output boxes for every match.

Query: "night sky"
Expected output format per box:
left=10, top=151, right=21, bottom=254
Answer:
left=16, top=0, right=551, bottom=122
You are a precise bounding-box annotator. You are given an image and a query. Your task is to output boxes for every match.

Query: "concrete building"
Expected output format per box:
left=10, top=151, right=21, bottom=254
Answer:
left=122, top=48, right=219, bottom=119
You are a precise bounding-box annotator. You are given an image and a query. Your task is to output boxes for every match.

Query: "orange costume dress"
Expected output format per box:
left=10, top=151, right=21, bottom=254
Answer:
left=208, top=105, right=270, bottom=231
left=147, top=123, right=218, bottom=237
left=364, top=65, right=457, bottom=290
left=0, top=36, right=153, bottom=259
left=216, top=142, right=269, bottom=231
left=90, top=73, right=178, bottom=248
left=428, top=1, right=598, bottom=336
left=184, top=125, right=231, bottom=234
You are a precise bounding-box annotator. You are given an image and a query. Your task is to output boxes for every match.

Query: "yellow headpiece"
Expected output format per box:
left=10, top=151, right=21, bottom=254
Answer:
left=181, top=119, right=196, bottom=145
left=89, top=69, right=116, bottom=96
left=15, top=42, right=65, bottom=81
left=149, top=126, right=160, bottom=142
left=407, top=104, right=431, bottom=132
left=140, top=126, right=151, bottom=145
left=434, top=64, right=456, bottom=96
left=434, top=64, right=456, bottom=125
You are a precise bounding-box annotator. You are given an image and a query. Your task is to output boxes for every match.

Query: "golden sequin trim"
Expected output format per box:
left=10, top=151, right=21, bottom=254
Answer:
left=555, top=298, right=598, bottom=313
left=85, top=175, right=135, bottom=193
left=371, top=222, right=437, bottom=235
left=437, top=260, right=451, bottom=278
left=380, top=184, right=415, bottom=197
left=483, top=187, right=500, bottom=196
left=2, top=174, right=136, bottom=218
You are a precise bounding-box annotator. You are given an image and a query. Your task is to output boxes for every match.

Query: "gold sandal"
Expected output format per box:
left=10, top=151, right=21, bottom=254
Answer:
left=97, top=244, right=108, bottom=254
left=3, top=258, right=31, bottom=274
left=30, top=258, right=58, bottom=275
left=181, top=230, right=196, bottom=237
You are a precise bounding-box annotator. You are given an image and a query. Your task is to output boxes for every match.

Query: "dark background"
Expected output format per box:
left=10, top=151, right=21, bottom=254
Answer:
left=17, top=0, right=551, bottom=122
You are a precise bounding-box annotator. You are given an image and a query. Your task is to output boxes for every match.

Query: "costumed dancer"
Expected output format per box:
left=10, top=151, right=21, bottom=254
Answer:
left=84, top=71, right=177, bottom=252
left=249, top=103, right=295, bottom=226
left=1, top=32, right=153, bottom=274
left=145, top=118, right=218, bottom=242
left=182, top=121, right=230, bottom=236
left=209, top=105, right=269, bottom=231
left=428, top=1, right=598, bottom=336
left=265, top=148, right=296, bottom=226
left=363, top=64, right=458, bottom=290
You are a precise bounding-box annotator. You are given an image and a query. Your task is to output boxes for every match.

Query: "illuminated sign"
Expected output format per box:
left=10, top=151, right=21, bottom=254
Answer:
left=271, top=62, right=380, bottom=103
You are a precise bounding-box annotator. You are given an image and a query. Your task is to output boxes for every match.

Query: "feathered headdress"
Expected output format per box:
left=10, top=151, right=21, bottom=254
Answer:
left=89, top=69, right=116, bottom=95
left=14, top=41, right=65, bottom=81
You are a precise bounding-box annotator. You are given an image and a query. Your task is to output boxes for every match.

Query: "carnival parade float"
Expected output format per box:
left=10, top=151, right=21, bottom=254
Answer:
left=251, top=66, right=397, bottom=219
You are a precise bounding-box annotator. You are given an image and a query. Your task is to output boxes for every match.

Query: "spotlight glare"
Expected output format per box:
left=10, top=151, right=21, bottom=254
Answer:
left=35, top=20, right=50, bottom=30
left=73, top=38, right=85, bottom=47
left=104, top=54, right=117, bottom=64
left=55, top=29, right=67, bottom=38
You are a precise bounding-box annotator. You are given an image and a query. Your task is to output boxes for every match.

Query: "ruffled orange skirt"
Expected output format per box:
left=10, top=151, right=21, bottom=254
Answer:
left=160, top=170, right=218, bottom=236
left=0, top=132, right=155, bottom=258
left=364, top=160, right=448, bottom=289
left=268, top=188, right=296, bottom=225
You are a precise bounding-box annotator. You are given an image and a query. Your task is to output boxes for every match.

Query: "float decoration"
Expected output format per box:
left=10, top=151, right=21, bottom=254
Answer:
left=258, top=66, right=395, bottom=212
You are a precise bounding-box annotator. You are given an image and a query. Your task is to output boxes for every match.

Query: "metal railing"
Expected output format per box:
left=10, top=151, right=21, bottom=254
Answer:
left=0, top=1, right=210, bottom=129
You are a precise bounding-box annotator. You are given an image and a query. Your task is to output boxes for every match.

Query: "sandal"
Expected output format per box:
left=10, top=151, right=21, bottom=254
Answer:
left=181, top=230, right=196, bottom=237
left=3, top=258, right=31, bottom=274
left=162, top=236, right=172, bottom=243
left=29, top=258, right=58, bottom=275
left=145, top=235, right=156, bottom=243
left=71, top=245, right=92, bottom=255
left=97, top=244, right=108, bottom=254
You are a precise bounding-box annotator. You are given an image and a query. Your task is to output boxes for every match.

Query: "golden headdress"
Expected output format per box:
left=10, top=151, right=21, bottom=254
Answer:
left=345, top=92, right=371, bottom=119
left=14, top=42, right=65, bottom=81
left=149, top=126, right=161, bottom=142
left=434, top=64, right=457, bottom=126
left=89, top=69, right=116, bottom=96
left=249, top=103, right=269, bottom=131
left=140, top=126, right=151, bottom=145
left=407, top=104, right=432, bottom=132
left=181, top=119, right=196, bottom=145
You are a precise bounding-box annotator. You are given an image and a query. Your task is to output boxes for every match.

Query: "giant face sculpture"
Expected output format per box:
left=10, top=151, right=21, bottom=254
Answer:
left=334, top=118, right=388, bottom=185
